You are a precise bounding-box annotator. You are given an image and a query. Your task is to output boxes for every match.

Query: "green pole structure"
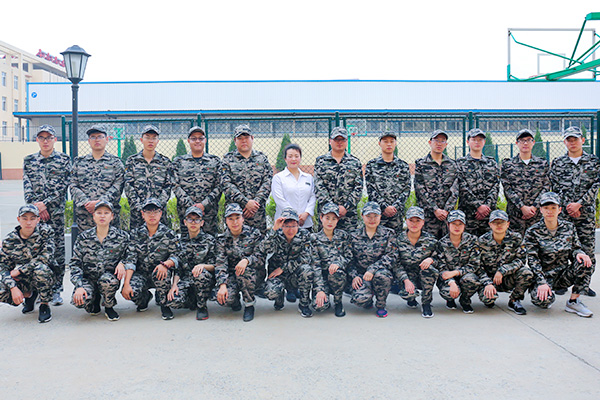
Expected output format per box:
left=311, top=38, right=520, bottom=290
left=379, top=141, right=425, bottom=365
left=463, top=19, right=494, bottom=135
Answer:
left=115, top=127, right=123, bottom=158
left=335, top=111, right=340, bottom=127
left=596, top=111, right=600, bottom=156
left=197, top=114, right=205, bottom=153
left=545, top=141, right=550, bottom=162
left=204, top=116, right=209, bottom=154
left=61, top=116, right=67, bottom=153
left=590, top=116, right=595, bottom=156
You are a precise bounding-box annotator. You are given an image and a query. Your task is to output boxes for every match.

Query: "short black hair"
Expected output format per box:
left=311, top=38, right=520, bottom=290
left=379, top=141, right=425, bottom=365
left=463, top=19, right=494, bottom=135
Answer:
left=284, top=143, right=302, bottom=158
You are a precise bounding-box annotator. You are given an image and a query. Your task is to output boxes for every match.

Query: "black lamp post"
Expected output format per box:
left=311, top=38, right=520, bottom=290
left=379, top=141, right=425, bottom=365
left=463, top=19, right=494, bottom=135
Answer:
left=61, top=45, right=90, bottom=246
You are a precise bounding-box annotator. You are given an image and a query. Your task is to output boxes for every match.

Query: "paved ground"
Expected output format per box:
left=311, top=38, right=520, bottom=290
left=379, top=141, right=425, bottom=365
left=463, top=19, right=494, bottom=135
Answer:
left=1, top=181, right=599, bottom=399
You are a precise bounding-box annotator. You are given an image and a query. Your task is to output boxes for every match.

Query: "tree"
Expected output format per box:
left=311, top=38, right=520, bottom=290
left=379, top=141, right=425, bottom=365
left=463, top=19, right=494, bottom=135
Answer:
left=121, top=136, right=137, bottom=165
left=483, top=132, right=497, bottom=160
left=532, top=128, right=547, bottom=159
left=228, top=138, right=236, bottom=153
left=173, top=138, right=187, bottom=160
left=275, top=133, right=292, bottom=172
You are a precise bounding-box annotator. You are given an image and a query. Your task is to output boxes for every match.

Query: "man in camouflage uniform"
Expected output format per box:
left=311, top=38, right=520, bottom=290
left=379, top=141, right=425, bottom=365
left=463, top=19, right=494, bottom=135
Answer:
left=365, top=131, right=411, bottom=231
left=395, top=206, right=439, bottom=318
left=23, top=125, right=71, bottom=305
left=524, top=192, right=594, bottom=317
left=172, top=126, right=222, bottom=236
left=70, top=201, right=129, bottom=321
left=477, top=210, right=533, bottom=315
left=221, top=125, right=272, bottom=235
left=549, top=126, right=600, bottom=297
left=314, top=127, right=363, bottom=231
left=215, top=203, right=264, bottom=322
left=70, top=125, right=125, bottom=231
left=122, top=198, right=181, bottom=320
left=0, top=205, right=54, bottom=323
left=166, top=206, right=216, bottom=320
left=500, top=129, right=550, bottom=237
left=414, top=130, right=459, bottom=239
left=259, top=207, right=328, bottom=318
left=124, top=125, right=173, bottom=230
left=456, top=128, right=500, bottom=237
left=311, top=202, right=352, bottom=317
left=349, top=202, right=397, bottom=318
left=436, top=210, right=481, bottom=313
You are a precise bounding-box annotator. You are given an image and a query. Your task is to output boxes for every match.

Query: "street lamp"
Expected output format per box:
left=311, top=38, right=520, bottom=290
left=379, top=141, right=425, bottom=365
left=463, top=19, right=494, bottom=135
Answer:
left=61, top=45, right=90, bottom=247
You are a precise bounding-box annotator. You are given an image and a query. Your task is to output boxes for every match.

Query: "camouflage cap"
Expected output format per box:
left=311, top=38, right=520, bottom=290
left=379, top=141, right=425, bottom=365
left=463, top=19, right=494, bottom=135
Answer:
left=37, top=125, right=56, bottom=136
left=489, top=209, right=509, bottom=222
left=330, top=127, right=348, bottom=140
left=320, top=202, right=340, bottom=217
left=224, top=203, right=244, bottom=217
left=447, top=210, right=466, bottom=224
left=188, top=126, right=205, bottom=137
left=94, top=200, right=114, bottom=212
left=539, top=192, right=561, bottom=206
left=379, top=131, right=397, bottom=140
left=361, top=201, right=381, bottom=215
left=141, top=198, right=163, bottom=210
left=86, top=124, right=107, bottom=136
left=280, top=207, right=299, bottom=222
left=430, top=129, right=448, bottom=140
left=405, top=206, right=425, bottom=220
left=563, top=126, right=582, bottom=140
left=141, top=125, right=160, bottom=136
left=516, top=129, right=534, bottom=140
left=184, top=205, right=204, bottom=218
left=467, top=128, right=486, bottom=139
left=234, top=124, right=252, bottom=138
left=18, top=204, right=40, bottom=217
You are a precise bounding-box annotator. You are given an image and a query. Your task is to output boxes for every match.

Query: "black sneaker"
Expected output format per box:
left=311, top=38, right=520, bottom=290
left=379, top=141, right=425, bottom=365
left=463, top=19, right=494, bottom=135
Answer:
left=105, top=307, right=120, bottom=321
left=555, top=288, right=567, bottom=296
left=460, top=301, right=474, bottom=314
left=421, top=303, right=434, bottom=318
left=274, top=295, right=285, bottom=311
left=390, top=282, right=400, bottom=295
left=136, top=292, right=153, bottom=312
left=406, top=299, right=419, bottom=309
left=22, top=291, right=37, bottom=314
left=299, top=305, right=313, bottom=318
left=90, top=296, right=102, bottom=315
left=38, top=304, right=52, bottom=323
left=285, top=290, right=297, bottom=303
left=161, top=306, right=174, bottom=320
left=254, top=286, right=266, bottom=299
left=586, top=288, right=597, bottom=297
left=446, top=299, right=457, bottom=309
left=334, top=302, right=346, bottom=317
left=508, top=299, right=527, bottom=315
left=231, top=295, right=242, bottom=312
left=196, top=307, right=209, bottom=320
left=243, top=305, right=255, bottom=322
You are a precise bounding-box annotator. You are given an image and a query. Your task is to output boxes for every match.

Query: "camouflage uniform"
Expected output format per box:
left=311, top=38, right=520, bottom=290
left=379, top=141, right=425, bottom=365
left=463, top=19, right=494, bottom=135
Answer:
left=259, top=228, right=328, bottom=310
left=500, top=155, right=550, bottom=237
left=414, top=153, right=459, bottom=238
left=125, top=223, right=181, bottom=308
left=395, top=230, right=439, bottom=305
left=365, top=156, right=411, bottom=231
left=214, top=225, right=264, bottom=307
left=549, top=151, right=600, bottom=271
left=166, top=230, right=216, bottom=310
left=23, top=150, right=71, bottom=293
left=524, top=219, right=590, bottom=308
left=69, top=226, right=130, bottom=312
left=172, top=153, right=222, bottom=236
left=70, top=152, right=125, bottom=231
left=435, top=232, right=481, bottom=305
left=477, top=229, right=533, bottom=305
left=349, top=225, right=397, bottom=309
left=311, top=229, right=352, bottom=304
left=456, top=154, right=500, bottom=237
left=314, top=151, right=363, bottom=231
left=0, top=224, right=55, bottom=305
left=124, top=151, right=173, bottom=229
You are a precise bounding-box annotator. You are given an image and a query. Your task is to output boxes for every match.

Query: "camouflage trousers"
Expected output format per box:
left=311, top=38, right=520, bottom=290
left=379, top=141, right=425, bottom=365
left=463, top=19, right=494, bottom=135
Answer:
left=530, top=260, right=594, bottom=308
left=242, top=206, right=267, bottom=236
left=564, top=214, right=597, bottom=269
left=398, top=266, right=439, bottom=305
left=336, top=212, right=359, bottom=232
left=437, top=272, right=480, bottom=305
left=351, top=269, right=393, bottom=309
left=381, top=213, right=403, bottom=232
left=478, top=267, right=534, bottom=306
left=423, top=211, right=448, bottom=240
left=507, top=205, right=541, bottom=239
left=0, top=262, right=54, bottom=304
left=265, top=264, right=328, bottom=311
left=43, top=209, right=65, bottom=294
left=463, top=211, right=491, bottom=238
left=128, top=268, right=174, bottom=307
left=70, top=272, right=121, bottom=312
left=75, top=205, right=121, bottom=232
left=219, top=267, right=257, bottom=307
left=166, top=270, right=216, bottom=309
left=322, top=268, right=347, bottom=304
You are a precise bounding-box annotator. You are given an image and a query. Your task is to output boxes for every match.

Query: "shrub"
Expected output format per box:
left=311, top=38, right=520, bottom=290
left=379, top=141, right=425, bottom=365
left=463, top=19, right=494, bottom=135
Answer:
left=228, top=138, right=236, bottom=153
left=173, top=139, right=187, bottom=160
left=532, top=129, right=547, bottom=159
left=121, top=136, right=137, bottom=165
left=483, top=132, right=498, bottom=160
left=275, top=133, right=292, bottom=172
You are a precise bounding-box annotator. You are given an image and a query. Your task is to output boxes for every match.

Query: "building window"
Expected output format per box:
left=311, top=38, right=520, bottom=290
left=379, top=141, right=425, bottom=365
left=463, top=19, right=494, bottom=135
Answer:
left=1, top=72, right=6, bottom=86
left=14, top=76, right=18, bottom=90
left=1, top=96, right=6, bottom=111
left=2, top=121, right=7, bottom=137
left=14, top=123, right=19, bottom=138
left=14, top=99, right=18, bottom=112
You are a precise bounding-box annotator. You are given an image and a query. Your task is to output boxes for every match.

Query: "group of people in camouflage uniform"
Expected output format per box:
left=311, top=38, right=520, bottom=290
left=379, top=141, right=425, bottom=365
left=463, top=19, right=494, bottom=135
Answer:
left=0, top=122, right=596, bottom=323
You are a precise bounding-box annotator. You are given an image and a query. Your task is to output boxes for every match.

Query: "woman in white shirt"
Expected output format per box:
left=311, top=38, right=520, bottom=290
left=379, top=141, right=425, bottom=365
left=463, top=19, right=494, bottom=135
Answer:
left=271, top=144, right=316, bottom=229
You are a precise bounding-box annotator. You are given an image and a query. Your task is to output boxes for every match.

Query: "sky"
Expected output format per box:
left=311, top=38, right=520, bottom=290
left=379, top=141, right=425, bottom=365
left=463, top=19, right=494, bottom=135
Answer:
left=2, top=0, right=599, bottom=82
